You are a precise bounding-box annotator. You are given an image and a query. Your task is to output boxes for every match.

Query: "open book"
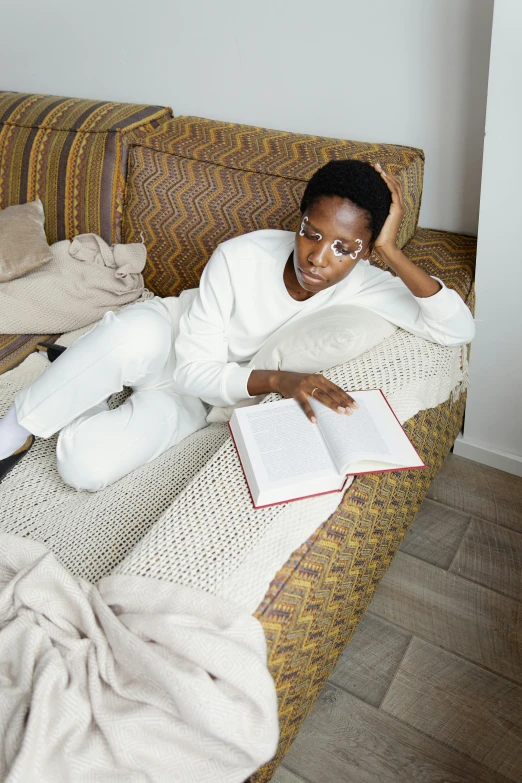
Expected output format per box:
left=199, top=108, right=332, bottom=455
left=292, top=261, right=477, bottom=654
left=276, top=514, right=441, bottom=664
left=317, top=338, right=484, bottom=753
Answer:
left=229, top=389, right=425, bottom=508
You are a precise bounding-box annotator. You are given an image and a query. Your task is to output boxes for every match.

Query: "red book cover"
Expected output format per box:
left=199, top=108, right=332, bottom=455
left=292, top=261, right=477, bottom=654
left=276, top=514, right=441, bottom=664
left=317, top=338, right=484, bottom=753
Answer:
left=228, top=389, right=426, bottom=509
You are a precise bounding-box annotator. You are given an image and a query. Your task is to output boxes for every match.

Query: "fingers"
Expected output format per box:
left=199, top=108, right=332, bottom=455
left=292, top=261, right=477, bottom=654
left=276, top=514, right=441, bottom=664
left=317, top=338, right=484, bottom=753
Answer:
left=310, top=376, right=359, bottom=417
left=287, top=373, right=359, bottom=423
left=300, top=397, right=318, bottom=424
left=317, top=375, right=358, bottom=408
left=313, top=389, right=357, bottom=416
left=374, top=163, right=404, bottom=208
left=312, top=388, right=354, bottom=415
left=374, top=161, right=399, bottom=185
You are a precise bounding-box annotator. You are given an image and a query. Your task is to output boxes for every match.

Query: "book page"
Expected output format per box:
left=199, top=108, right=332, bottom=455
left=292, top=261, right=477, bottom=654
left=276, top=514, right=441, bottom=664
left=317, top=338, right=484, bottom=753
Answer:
left=311, top=394, right=391, bottom=470
left=242, top=400, right=338, bottom=486
left=310, top=390, right=424, bottom=474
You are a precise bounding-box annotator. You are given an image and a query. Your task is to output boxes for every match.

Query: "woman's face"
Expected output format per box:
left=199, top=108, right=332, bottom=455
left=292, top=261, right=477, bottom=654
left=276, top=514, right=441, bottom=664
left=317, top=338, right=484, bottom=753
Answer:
left=293, top=195, right=373, bottom=293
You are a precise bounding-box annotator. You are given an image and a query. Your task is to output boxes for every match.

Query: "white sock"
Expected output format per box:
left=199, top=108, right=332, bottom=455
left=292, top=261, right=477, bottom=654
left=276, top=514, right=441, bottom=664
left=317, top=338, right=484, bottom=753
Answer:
left=0, top=405, right=32, bottom=459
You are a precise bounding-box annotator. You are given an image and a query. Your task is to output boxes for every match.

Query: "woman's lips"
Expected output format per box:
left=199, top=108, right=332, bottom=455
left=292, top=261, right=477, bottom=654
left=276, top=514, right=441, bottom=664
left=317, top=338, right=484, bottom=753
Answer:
left=299, top=268, right=325, bottom=284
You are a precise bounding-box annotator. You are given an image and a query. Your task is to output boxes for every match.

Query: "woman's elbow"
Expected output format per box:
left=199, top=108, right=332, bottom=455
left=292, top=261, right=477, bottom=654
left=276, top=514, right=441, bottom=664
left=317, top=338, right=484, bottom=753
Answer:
left=436, top=319, right=476, bottom=347
left=463, top=319, right=476, bottom=345
left=456, top=314, right=476, bottom=345
left=171, top=365, right=193, bottom=397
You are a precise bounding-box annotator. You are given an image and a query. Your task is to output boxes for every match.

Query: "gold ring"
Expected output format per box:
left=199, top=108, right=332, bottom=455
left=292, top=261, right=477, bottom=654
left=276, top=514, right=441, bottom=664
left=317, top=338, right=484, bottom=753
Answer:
left=311, top=388, right=319, bottom=398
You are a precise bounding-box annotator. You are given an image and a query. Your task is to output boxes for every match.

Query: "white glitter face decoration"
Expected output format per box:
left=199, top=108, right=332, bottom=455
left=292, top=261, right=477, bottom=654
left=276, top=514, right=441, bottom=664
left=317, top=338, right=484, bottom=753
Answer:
left=349, top=238, right=363, bottom=259
left=331, top=238, right=364, bottom=260
left=299, top=216, right=322, bottom=240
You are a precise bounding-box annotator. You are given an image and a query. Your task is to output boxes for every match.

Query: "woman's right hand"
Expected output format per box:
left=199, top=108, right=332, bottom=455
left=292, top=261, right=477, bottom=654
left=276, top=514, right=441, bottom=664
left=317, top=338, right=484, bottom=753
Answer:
left=247, top=370, right=358, bottom=423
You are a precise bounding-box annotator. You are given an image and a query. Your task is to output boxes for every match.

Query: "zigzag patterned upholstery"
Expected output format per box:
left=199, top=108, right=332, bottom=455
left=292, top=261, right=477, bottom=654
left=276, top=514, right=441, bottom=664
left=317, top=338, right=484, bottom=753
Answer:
left=0, top=92, right=172, bottom=244
left=123, top=117, right=425, bottom=296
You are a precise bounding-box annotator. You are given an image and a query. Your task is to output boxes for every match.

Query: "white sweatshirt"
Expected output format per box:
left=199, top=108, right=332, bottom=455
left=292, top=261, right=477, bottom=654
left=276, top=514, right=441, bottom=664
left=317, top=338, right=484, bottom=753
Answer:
left=169, top=230, right=475, bottom=407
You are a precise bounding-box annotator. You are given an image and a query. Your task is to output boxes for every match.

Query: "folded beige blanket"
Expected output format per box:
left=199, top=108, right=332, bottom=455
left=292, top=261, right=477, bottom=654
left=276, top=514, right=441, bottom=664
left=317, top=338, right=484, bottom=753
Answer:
left=0, top=534, right=278, bottom=782
left=0, top=234, right=146, bottom=333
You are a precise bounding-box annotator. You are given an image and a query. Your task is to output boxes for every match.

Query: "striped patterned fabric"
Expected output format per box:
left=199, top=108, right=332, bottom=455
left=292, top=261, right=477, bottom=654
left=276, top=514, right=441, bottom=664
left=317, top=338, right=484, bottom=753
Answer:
left=123, top=117, right=425, bottom=297
left=0, top=92, right=172, bottom=245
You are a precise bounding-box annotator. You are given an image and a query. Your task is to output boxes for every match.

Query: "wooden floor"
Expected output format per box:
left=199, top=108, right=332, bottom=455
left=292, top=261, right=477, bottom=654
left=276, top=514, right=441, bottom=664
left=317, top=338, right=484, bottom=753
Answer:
left=272, top=453, right=522, bottom=783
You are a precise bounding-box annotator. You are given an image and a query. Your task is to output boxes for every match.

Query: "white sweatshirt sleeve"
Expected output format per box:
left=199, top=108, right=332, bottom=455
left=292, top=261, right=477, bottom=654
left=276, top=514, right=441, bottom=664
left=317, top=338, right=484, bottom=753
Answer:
left=172, top=246, right=253, bottom=407
left=354, top=263, right=475, bottom=346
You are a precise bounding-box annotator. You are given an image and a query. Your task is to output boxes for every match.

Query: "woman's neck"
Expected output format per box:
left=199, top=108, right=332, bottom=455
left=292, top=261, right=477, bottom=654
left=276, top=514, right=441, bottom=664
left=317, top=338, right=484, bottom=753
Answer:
left=283, top=254, right=316, bottom=301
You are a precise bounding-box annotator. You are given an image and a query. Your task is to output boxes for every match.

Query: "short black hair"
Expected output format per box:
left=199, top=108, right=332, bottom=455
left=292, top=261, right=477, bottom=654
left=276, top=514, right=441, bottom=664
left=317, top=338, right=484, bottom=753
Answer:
left=300, top=159, right=392, bottom=243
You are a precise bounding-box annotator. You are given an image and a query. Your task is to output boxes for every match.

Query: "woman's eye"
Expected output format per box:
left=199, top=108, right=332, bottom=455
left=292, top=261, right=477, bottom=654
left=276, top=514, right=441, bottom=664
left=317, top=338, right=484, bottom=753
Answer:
left=335, top=246, right=353, bottom=256
left=304, top=232, right=321, bottom=241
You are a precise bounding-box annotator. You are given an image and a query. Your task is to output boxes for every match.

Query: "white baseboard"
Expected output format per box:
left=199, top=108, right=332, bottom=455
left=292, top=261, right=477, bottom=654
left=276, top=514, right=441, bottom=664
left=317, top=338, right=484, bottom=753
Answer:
left=453, top=435, right=522, bottom=477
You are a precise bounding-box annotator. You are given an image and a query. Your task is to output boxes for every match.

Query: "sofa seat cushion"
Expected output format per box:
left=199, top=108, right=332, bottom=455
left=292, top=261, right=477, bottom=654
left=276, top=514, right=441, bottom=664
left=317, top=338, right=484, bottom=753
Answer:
left=122, top=117, right=425, bottom=297
left=0, top=92, right=172, bottom=245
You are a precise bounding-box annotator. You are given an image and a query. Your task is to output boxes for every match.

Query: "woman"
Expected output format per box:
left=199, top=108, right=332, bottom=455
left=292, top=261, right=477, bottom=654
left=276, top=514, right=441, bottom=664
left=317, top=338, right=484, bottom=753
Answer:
left=0, top=161, right=475, bottom=490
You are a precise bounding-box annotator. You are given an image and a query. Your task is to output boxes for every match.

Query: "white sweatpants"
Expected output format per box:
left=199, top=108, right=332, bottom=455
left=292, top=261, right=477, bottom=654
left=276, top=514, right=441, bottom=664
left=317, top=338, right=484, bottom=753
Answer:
left=14, top=299, right=208, bottom=492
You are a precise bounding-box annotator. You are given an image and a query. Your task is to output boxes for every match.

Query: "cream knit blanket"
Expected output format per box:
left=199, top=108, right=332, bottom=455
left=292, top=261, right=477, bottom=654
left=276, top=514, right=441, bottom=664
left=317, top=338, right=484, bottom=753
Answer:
left=0, top=329, right=469, bottom=614
left=0, top=234, right=146, bottom=333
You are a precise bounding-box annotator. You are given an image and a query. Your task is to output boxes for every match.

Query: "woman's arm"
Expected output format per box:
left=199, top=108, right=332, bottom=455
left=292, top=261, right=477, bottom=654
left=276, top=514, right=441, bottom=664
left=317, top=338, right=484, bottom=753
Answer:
left=372, top=245, right=442, bottom=298
left=352, top=163, right=475, bottom=346
left=372, top=163, right=443, bottom=298
left=172, top=247, right=252, bottom=407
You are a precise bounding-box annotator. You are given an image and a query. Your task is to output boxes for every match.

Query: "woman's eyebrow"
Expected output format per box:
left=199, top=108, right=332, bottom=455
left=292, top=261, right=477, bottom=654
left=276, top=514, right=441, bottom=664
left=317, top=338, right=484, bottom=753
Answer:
left=307, top=221, right=356, bottom=244
left=333, top=236, right=356, bottom=245
left=305, top=220, right=323, bottom=233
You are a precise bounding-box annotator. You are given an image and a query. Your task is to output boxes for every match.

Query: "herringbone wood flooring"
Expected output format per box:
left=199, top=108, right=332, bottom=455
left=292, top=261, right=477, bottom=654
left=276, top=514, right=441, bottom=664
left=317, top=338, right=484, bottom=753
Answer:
left=272, top=454, right=522, bottom=783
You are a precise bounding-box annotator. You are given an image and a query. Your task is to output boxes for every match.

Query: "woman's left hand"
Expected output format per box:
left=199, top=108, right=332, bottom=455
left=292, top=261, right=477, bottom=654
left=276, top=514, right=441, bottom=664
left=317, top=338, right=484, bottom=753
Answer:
left=372, top=163, right=405, bottom=255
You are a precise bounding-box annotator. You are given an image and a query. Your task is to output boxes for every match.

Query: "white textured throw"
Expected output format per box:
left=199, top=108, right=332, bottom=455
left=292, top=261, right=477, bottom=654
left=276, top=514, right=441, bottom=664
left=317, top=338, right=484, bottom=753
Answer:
left=113, top=331, right=470, bottom=612
left=0, top=534, right=279, bottom=783
left=0, top=329, right=469, bottom=614
left=0, top=234, right=146, bottom=333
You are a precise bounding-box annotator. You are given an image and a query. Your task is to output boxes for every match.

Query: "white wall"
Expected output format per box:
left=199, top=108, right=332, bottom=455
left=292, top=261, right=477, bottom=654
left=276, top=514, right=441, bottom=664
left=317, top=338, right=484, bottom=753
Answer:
left=453, top=0, right=522, bottom=477
left=1, top=0, right=493, bottom=235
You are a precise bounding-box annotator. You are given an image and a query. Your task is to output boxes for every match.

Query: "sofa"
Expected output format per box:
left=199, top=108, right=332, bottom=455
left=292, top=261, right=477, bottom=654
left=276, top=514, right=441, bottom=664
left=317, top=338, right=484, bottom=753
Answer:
left=0, top=91, right=476, bottom=782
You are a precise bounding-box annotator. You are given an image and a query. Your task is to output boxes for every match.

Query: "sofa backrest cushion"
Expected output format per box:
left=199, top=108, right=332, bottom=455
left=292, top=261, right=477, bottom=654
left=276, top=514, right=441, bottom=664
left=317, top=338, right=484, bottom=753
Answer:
left=0, top=92, right=172, bottom=244
left=122, top=116, right=424, bottom=297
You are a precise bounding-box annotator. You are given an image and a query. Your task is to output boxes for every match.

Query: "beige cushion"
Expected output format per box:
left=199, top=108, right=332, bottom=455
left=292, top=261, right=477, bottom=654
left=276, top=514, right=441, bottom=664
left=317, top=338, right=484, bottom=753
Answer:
left=207, top=305, right=398, bottom=422
left=0, top=200, right=53, bottom=282
left=252, top=305, right=398, bottom=373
